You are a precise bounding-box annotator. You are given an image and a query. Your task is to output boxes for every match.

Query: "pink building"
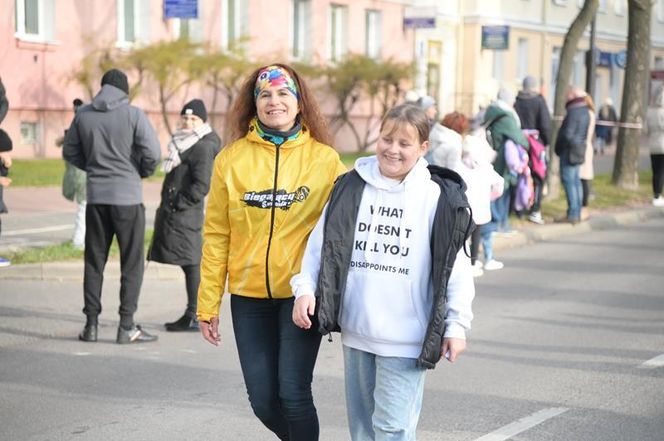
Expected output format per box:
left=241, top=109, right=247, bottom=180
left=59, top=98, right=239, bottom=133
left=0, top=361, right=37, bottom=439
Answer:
left=0, top=0, right=414, bottom=158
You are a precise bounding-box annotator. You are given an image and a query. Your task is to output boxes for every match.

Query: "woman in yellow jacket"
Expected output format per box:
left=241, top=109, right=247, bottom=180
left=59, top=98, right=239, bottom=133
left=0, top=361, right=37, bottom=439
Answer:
left=197, top=64, right=346, bottom=440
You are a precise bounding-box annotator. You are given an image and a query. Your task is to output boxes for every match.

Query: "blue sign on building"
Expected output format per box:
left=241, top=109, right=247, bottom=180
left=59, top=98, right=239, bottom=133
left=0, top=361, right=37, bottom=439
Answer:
left=481, top=26, right=509, bottom=50
left=164, top=0, right=198, bottom=19
left=403, top=17, right=436, bottom=29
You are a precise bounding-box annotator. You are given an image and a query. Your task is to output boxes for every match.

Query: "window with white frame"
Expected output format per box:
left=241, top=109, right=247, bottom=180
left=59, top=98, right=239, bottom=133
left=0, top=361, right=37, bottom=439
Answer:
left=117, top=0, right=150, bottom=47
left=329, top=4, right=348, bottom=62
left=658, top=0, right=664, bottom=22
left=20, top=122, right=39, bottom=144
left=15, top=0, right=55, bottom=42
left=517, top=37, right=529, bottom=81
left=222, top=0, right=246, bottom=51
left=292, top=0, right=312, bottom=60
left=492, top=51, right=504, bottom=83
left=172, top=1, right=204, bottom=43
left=614, top=0, right=626, bottom=16
left=654, top=56, right=664, bottom=70
left=365, top=10, right=382, bottom=59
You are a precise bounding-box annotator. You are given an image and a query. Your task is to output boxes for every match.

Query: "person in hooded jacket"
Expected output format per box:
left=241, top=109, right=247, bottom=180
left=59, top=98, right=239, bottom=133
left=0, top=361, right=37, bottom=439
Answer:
left=514, top=75, right=552, bottom=225
left=197, top=63, right=346, bottom=441
left=646, top=84, right=664, bottom=207
left=63, top=68, right=161, bottom=344
left=148, top=99, right=221, bottom=332
left=425, top=111, right=467, bottom=170
left=554, top=86, right=590, bottom=224
left=291, top=103, right=475, bottom=441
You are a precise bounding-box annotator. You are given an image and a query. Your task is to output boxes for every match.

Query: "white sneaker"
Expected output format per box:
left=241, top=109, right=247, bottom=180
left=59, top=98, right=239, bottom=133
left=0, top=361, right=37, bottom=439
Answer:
left=528, top=212, right=545, bottom=225
left=484, top=259, right=504, bottom=271
left=471, top=263, right=484, bottom=277
left=0, top=257, right=11, bottom=267
left=653, top=196, right=664, bottom=207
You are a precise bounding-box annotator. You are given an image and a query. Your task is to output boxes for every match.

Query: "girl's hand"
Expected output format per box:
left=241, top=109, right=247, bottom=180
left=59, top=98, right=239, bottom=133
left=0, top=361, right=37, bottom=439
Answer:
left=441, top=337, right=466, bottom=363
left=200, top=316, right=221, bottom=346
left=0, top=154, right=11, bottom=168
left=292, top=295, right=316, bottom=329
left=0, top=176, right=11, bottom=187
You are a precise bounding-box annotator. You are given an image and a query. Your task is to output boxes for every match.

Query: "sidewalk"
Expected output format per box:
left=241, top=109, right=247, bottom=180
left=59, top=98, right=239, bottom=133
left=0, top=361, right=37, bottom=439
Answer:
left=1, top=202, right=663, bottom=281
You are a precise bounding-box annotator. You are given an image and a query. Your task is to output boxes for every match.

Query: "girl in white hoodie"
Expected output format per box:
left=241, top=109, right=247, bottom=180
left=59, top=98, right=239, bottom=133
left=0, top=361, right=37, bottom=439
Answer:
left=291, top=104, right=475, bottom=441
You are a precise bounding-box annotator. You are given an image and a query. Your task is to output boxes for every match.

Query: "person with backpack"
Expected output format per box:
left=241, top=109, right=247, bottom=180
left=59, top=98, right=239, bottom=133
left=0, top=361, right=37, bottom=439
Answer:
left=514, top=75, right=552, bottom=224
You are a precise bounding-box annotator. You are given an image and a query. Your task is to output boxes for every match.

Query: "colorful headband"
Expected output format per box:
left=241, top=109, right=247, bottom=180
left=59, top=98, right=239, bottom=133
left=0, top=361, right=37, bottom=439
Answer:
left=254, top=65, right=299, bottom=100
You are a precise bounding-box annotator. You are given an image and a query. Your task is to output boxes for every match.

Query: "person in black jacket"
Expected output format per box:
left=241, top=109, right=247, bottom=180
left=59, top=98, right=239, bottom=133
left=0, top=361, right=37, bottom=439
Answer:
left=0, top=76, right=8, bottom=126
left=555, top=87, right=590, bottom=224
left=514, top=75, right=552, bottom=224
left=148, top=99, right=221, bottom=331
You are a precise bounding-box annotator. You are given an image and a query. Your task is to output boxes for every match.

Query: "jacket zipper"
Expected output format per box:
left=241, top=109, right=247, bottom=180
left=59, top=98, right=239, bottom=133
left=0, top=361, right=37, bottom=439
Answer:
left=264, top=141, right=283, bottom=300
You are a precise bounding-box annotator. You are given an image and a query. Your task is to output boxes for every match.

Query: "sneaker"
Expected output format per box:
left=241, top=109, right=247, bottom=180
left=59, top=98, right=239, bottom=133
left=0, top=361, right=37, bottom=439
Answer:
left=527, top=212, right=545, bottom=225
left=0, top=257, right=10, bottom=267
left=78, top=324, right=98, bottom=342
left=484, top=259, right=504, bottom=271
left=116, top=324, right=158, bottom=344
left=653, top=196, right=664, bottom=207
left=164, top=314, right=199, bottom=332
left=471, top=264, right=484, bottom=278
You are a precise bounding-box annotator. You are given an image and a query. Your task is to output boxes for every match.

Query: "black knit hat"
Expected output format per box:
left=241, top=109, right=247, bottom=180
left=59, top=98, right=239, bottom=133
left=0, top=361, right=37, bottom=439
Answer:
left=0, top=129, right=13, bottom=152
left=101, top=69, right=129, bottom=94
left=180, top=99, right=207, bottom=122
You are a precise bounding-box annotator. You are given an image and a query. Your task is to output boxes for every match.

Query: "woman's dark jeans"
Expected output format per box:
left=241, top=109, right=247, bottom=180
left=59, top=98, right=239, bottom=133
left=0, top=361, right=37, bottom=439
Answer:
left=231, top=295, right=322, bottom=441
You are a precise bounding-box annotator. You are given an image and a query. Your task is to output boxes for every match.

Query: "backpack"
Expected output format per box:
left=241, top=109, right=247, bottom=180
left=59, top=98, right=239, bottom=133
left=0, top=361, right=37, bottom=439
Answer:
left=525, top=132, right=547, bottom=180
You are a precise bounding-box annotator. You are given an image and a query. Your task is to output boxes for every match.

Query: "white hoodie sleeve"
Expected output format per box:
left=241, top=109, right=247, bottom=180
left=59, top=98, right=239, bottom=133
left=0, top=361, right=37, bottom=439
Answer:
left=290, top=204, right=328, bottom=299
left=443, top=248, right=475, bottom=339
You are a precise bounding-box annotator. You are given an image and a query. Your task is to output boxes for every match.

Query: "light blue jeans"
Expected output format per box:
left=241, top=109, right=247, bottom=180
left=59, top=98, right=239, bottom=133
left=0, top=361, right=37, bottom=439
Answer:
left=343, top=345, right=427, bottom=441
left=560, top=155, right=582, bottom=221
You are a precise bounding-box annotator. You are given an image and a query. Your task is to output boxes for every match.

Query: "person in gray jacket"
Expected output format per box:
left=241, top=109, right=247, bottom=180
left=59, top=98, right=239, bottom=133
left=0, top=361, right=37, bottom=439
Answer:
left=64, top=68, right=161, bottom=344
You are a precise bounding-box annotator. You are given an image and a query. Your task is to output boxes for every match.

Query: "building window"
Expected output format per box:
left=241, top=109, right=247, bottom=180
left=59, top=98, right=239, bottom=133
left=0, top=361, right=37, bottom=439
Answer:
left=292, top=0, right=311, bottom=60
left=517, top=38, right=529, bottom=81
left=222, top=0, right=246, bottom=50
left=655, top=56, right=664, bottom=70
left=20, top=122, right=38, bottom=144
left=172, top=1, right=204, bottom=44
left=15, top=0, right=55, bottom=42
left=552, top=0, right=567, bottom=6
left=329, top=4, right=348, bottom=62
left=492, top=51, right=504, bottom=83
left=614, top=0, right=626, bottom=16
left=117, top=0, right=150, bottom=47
left=658, top=0, right=664, bottom=22
left=365, top=10, right=382, bottom=59
left=572, top=50, right=585, bottom=87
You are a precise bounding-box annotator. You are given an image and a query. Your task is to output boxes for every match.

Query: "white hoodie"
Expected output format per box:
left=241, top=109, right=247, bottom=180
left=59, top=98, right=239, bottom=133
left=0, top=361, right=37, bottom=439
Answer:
left=291, top=156, right=475, bottom=359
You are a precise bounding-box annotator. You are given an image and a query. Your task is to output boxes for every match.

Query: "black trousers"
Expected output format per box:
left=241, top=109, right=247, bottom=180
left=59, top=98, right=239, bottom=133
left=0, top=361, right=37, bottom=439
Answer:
left=83, top=204, right=145, bottom=328
left=231, top=295, right=322, bottom=441
left=181, top=264, right=200, bottom=317
left=651, top=154, right=664, bottom=198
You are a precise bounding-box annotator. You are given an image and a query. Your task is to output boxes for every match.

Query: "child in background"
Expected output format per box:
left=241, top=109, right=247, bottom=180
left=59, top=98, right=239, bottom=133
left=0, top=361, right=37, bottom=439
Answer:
left=456, top=134, right=504, bottom=276
left=0, top=128, right=13, bottom=267
left=291, top=104, right=475, bottom=441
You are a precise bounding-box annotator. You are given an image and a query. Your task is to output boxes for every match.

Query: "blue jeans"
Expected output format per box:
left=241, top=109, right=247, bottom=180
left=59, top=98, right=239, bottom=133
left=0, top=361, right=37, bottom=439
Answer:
left=490, top=187, right=511, bottom=232
left=560, top=156, right=582, bottom=221
left=231, top=295, right=322, bottom=441
left=343, top=345, right=427, bottom=441
left=479, top=223, right=495, bottom=261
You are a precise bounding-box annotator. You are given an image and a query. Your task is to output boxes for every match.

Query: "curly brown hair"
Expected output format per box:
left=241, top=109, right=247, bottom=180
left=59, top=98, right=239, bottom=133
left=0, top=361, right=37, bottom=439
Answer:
left=440, top=111, right=469, bottom=136
left=226, top=63, right=332, bottom=146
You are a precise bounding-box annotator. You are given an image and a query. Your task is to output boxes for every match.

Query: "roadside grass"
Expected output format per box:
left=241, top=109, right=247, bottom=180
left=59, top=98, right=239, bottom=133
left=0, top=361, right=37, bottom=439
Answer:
left=7, top=229, right=155, bottom=264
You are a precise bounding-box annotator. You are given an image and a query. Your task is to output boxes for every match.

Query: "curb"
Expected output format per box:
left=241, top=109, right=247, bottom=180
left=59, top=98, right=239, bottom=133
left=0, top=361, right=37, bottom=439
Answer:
left=493, top=205, right=664, bottom=251
left=2, top=206, right=663, bottom=281
left=0, top=260, right=183, bottom=281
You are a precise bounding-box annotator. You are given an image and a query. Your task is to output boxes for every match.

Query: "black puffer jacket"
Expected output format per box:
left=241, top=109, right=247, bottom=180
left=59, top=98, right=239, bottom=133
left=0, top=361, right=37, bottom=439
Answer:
left=514, top=91, right=552, bottom=146
left=555, top=98, right=590, bottom=165
left=315, top=165, right=473, bottom=369
left=148, top=130, right=221, bottom=265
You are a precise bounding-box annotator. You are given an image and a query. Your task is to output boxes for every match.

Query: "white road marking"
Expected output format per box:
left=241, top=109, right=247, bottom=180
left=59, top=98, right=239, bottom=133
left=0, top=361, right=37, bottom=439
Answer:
left=3, top=225, right=71, bottom=236
left=72, top=352, right=91, bottom=356
left=473, top=407, right=569, bottom=441
left=640, top=354, right=664, bottom=368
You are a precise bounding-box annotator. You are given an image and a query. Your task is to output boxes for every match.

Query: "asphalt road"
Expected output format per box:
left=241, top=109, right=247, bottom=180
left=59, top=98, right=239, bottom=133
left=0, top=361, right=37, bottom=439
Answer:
left=1, top=216, right=662, bottom=440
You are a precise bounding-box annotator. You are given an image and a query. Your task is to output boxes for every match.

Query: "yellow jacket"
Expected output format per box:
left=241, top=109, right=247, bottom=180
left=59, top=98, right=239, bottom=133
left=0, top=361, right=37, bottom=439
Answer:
left=197, top=122, right=347, bottom=321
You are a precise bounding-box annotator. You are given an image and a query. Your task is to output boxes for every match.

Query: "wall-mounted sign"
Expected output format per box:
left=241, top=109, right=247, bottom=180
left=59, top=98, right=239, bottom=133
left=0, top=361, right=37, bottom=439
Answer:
left=403, top=6, right=436, bottom=29
left=164, top=0, right=198, bottom=19
left=614, top=50, right=627, bottom=69
left=481, top=25, right=509, bottom=50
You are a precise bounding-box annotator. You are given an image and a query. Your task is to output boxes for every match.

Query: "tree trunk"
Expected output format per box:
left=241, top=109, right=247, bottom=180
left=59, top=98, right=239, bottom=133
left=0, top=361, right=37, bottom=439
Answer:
left=549, top=0, right=599, bottom=199
left=612, top=0, right=651, bottom=188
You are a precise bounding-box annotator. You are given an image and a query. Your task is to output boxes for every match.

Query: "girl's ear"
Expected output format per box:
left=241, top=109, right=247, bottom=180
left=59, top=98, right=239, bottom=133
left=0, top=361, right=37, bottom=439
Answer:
left=420, top=140, right=429, bottom=156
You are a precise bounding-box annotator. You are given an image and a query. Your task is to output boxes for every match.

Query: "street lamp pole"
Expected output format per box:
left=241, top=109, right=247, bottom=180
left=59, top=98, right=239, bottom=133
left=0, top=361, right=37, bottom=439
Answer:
left=585, top=12, right=597, bottom=100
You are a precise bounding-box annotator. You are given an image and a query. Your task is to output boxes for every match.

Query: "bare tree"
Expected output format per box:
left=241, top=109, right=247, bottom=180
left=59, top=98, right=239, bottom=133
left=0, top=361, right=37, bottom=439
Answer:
left=612, top=0, right=652, bottom=188
left=549, top=0, right=599, bottom=198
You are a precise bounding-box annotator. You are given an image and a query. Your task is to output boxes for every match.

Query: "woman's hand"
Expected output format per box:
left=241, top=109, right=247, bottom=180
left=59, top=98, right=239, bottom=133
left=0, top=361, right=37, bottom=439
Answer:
left=441, top=337, right=466, bottom=363
left=292, top=295, right=316, bottom=329
left=0, top=176, right=11, bottom=188
left=200, top=316, right=221, bottom=346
